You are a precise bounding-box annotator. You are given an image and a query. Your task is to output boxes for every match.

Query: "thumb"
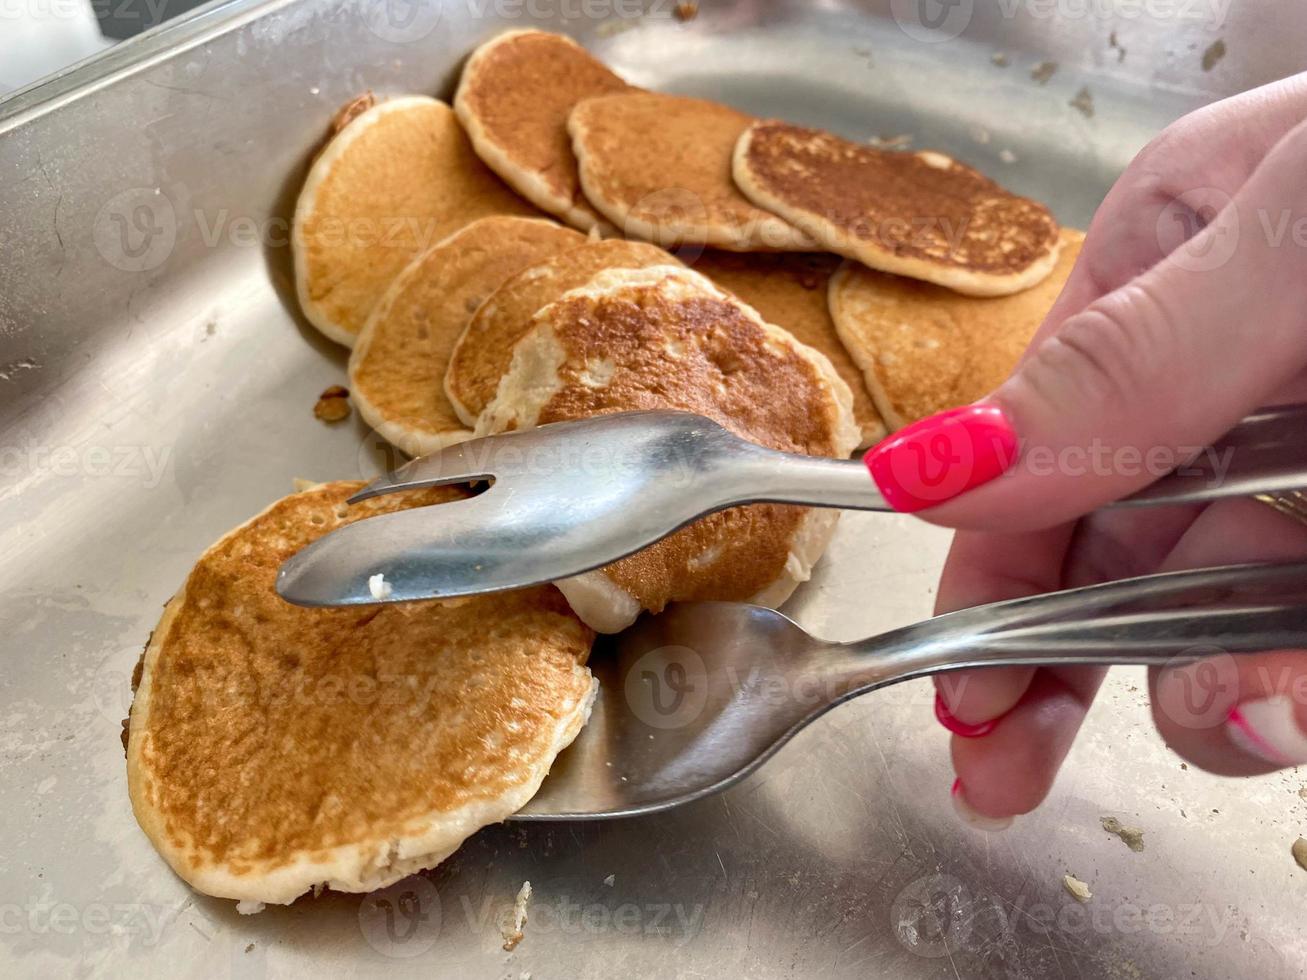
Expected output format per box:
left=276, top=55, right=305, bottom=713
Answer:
left=866, top=116, right=1307, bottom=531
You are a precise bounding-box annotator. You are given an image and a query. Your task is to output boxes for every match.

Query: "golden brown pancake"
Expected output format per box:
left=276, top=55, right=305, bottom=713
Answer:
left=569, top=92, right=815, bottom=251
left=734, top=120, right=1062, bottom=296
left=126, top=481, right=595, bottom=907
left=293, top=95, right=539, bottom=347
left=687, top=251, right=885, bottom=448
left=349, top=216, right=586, bottom=456
left=477, top=266, right=859, bottom=633
left=444, top=238, right=679, bottom=426
left=828, top=228, right=1084, bottom=430
left=455, top=29, right=631, bottom=233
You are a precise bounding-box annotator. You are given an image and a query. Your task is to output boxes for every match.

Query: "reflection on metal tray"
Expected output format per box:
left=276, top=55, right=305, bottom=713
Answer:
left=2, top=1, right=1305, bottom=977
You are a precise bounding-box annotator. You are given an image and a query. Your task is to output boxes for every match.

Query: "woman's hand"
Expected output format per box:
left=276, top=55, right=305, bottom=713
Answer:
left=862, top=73, right=1307, bottom=828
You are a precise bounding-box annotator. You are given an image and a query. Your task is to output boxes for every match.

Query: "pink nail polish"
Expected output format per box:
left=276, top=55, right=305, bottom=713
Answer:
left=1225, top=696, right=1307, bottom=766
left=934, top=692, right=998, bottom=738
left=950, top=778, right=1014, bottom=832
left=862, top=403, right=1018, bottom=513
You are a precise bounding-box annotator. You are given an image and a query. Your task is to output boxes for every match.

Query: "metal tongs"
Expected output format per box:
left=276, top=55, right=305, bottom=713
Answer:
left=277, top=404, right=1307, bottom=607
left=512, top=560, right=1307, bottom=818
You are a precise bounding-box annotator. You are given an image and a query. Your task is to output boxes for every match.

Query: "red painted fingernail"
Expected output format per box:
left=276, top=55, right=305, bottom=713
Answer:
left=935, top=692, right=998, bottom=737
left=1225, top=697, right=1307, bottom=765
left=862, top=403, right=1018, bottom=513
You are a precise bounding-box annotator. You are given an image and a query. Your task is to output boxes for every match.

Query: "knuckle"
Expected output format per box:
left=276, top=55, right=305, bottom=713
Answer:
left=1021, top=279, right=1178, bottom=412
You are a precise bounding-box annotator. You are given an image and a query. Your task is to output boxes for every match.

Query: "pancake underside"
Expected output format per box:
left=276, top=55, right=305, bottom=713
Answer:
left=827, top=228, right=1085, bottom=429
left=568, top=93, right=814, bottom=252
left=348, top=215, right=585, bottom=456
left=454, top=29, right=626, bottom=231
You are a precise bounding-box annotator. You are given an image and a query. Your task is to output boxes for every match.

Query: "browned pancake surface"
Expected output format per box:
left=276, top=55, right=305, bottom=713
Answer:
left=687, top=250, right=885, bottom=447
left=127, top=482, right=594, bottom=902
left=482, top=269, right=856, bottom=618
left=735, top=120, right=1060, bottom=293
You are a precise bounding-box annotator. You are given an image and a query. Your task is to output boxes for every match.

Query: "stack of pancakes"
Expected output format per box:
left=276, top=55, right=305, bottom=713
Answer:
left=128, top=29, right=1085, bottom=909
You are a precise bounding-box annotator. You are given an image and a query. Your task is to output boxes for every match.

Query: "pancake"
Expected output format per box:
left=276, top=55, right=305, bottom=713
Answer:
left=126, top=481, right=596, bottom=907
left=569, top=92, right=815, bottom=252
left=293, top=95, right=539, bottom=347
left=828, top=228, right=1084, bottom=430
left=733, top=120, right=1062, bottom=296
left=445, top=238, right=679, bottom=426
left=476, top=266, right=860, bottom=633
left=687, top=251, right=885, bottom=449
left=455, top=29, right=631, bottom=233
left=349, top=216, right=586, bottom=456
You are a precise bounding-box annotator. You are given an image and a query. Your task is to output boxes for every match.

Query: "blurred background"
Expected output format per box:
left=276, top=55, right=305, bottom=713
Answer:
left=0, top=0, right=209, bottom=98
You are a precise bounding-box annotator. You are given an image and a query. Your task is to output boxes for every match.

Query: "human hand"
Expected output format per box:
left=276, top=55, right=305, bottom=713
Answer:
left=862, top=72, right=1307, bottom=828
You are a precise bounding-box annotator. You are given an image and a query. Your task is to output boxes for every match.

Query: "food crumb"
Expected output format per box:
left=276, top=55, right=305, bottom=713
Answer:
left=1063, top=874, right=1092, bottom=902
left=368, top=574, right=393, bottom=601
left=603, top=874, right=615, bottom=887
left=502, top=881, right=532, bottom=951
left=1202, top=39, right=1226, bottom=71
left=1070, top=86, right=1095, bottom=118
left=999, top=148, right=1018, bottom=164
left=313, top=385, right=351, bottom=423
left=1030, top=60, right=1058, bottom=85
left=332, top=93, right=376, bottom=134
left=866, top=133, right=913, bottom=151
left=991, top=52, right=1009, bottom=67
left=244, top=943, right=255, bottom=954
left=1294, top=838, right=1307, bottom=872
left=595, top=17, right=639, bottom=37
left=1299, top=786, right=1307, bottom=799
left=1101, top=816, right=1146, bottom=852
left=674, top=1, right=698, bottom=21
left=1109, top=30, right=1127, bottom=62
left=235, top=900, right=265, bottom=915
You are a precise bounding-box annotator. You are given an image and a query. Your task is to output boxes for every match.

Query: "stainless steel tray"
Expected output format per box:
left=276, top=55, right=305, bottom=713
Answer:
left=3, top=1, right=1305, bottom=977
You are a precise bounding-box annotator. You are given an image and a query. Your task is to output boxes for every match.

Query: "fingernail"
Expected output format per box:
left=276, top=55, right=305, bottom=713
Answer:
left=950, top=778, right=1013, bottom=832
left=1225, top=695, right=1307, bottom=766
left=863, top=403, right=1018, bottom=513
left=934, top=692, right=997, bottom=737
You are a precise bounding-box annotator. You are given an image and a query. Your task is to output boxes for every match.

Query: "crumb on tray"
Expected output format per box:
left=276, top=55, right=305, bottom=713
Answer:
left=1069, top=86, right=1095, bottom=118
left=1101, top=816, right=1145, bottom=852
left=1030, top=60, right=1058, bottom=85
left=368, top=573, right=393, bottom=601
left=1063, top=874, right=1092, bottom=902
left=314, top=385, right=351, bottom=423
left=1202, top=39, right=1226, bottom=71
left=866, top=133, right=913, bottom=151
left=502, top=880, right=532, bottom=951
